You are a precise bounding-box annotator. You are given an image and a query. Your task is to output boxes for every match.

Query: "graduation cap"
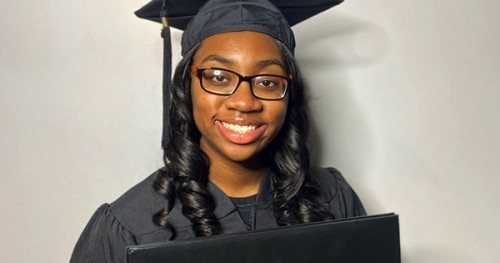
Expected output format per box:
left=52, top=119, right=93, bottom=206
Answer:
left=135, top=0, right=344, bottom=149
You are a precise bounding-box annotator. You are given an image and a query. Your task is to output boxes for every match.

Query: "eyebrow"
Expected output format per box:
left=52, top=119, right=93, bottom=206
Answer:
left=201, top=54, right=286, bottom=71
left=201, top=54, right=234, bottom=65
left=257, top=59, right=286, bottom=71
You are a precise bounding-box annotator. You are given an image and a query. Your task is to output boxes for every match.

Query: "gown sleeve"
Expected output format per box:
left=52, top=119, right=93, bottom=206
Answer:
left=322, top=167, right=367, bottom=218
left=70, top=204, right=137, bottom=263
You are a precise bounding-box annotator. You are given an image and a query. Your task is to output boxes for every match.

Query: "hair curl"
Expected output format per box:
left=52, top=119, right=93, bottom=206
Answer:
left=153, top=41, right=332, bottom=238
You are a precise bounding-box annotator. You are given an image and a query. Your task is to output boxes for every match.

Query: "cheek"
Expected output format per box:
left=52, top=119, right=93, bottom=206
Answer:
left=277, top=108, right=288, bottom=131
left=191, top=85, right=207, bottom=129
left=191, top=85, right=221, bottom=130
left=268, top=100, right=289, bottom=133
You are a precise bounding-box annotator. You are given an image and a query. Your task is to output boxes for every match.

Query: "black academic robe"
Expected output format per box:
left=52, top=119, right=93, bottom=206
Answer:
left=70, top=167, right=366, bottom=263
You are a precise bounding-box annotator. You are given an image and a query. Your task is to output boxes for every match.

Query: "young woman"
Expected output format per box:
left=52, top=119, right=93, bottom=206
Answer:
left=71, top=0, right=365, bottom=262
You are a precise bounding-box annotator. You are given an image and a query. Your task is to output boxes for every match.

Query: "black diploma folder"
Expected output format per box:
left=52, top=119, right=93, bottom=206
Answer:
left=126, top=213, right=400, bottom=263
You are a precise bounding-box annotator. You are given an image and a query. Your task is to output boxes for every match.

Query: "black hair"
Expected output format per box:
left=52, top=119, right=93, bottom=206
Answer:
left=153, top=41, right=332, bottom=238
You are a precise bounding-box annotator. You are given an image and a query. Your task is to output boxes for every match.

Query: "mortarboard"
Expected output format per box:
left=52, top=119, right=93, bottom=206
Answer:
left=135, top=0, right=344, bottom=149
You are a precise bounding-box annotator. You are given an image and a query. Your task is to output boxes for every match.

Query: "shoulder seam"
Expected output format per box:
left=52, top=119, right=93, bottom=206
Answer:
left=105, top=203, right=137, bottom=240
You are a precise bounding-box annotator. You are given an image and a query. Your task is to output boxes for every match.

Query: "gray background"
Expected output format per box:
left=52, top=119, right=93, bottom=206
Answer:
left=1, top=0, right=499, bottom=262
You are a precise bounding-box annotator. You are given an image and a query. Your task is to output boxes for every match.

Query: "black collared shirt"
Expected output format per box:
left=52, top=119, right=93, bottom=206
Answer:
left=71, top=167, right=366, bottom=263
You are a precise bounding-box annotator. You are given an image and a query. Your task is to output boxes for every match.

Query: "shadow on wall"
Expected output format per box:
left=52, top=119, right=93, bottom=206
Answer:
left=294, top=13, right=390, bottom=212
left=295, top=12, right=390, bottom=68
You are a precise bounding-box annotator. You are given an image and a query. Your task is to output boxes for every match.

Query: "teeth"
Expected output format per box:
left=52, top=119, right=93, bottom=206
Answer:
left=221, top=121, right=257, bottom=134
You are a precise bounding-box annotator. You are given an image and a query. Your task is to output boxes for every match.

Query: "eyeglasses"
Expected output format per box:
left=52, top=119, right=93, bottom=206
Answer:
left=191, top=66, right=291, bottom=100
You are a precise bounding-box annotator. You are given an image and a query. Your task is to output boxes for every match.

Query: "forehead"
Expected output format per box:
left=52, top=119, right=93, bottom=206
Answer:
left=192, top=31, right=284, bottom=65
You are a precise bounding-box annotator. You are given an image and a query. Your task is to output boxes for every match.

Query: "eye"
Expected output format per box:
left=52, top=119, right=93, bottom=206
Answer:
left=213, top=75, right=228, bottom=83
left=203, top=70, right=232, bottom=84
left=255, top=77, right=282, bottom=89
left=259, top=80, right=276, bottom=87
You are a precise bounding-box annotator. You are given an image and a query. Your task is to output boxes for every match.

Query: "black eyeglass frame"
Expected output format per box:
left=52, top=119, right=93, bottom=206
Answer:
left=191, top=65, right=292, bottom=101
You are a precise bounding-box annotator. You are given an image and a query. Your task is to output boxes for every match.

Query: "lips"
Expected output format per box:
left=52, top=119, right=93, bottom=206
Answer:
left=215, top=118, right=267, bottom=145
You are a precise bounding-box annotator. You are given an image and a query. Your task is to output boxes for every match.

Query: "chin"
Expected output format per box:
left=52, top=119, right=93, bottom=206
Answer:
left=221, top=145, right=266, bottom=163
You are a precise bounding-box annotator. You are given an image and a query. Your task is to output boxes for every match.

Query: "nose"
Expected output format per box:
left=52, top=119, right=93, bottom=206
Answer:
left=224, top=80, right=263, bottom=112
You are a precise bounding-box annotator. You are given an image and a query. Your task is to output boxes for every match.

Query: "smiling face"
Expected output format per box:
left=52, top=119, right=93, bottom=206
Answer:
left=191, top=31, right=289, bottom=164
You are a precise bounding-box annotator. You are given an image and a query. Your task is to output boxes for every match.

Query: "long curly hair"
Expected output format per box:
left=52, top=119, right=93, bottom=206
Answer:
left=153, top=41, right=332, bottom=238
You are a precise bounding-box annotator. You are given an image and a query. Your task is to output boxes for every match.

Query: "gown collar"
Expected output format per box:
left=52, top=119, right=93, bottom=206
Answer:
left=208, top=170, right=273, bottom=220
left=166, top=170, right=273, bottom=227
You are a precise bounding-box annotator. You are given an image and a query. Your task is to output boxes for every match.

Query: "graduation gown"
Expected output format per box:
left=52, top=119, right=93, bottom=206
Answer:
left=70, top=167, right=366, bottom=263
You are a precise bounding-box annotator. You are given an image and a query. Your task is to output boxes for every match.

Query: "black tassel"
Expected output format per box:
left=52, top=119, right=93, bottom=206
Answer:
left=160, top=2, right=172, bottom=149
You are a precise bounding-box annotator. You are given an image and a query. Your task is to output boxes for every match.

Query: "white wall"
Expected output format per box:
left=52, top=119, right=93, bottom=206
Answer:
left=1, top=0, right=498, bottom=262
